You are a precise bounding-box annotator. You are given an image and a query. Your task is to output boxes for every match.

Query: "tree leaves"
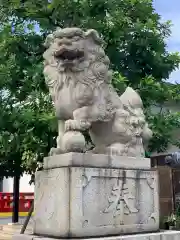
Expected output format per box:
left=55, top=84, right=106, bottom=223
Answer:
left=0, top=0, right=180, bottom=176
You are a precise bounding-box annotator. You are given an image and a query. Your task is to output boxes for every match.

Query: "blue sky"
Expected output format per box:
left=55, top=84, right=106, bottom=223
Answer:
left=154, top=0, right=180, bottom=83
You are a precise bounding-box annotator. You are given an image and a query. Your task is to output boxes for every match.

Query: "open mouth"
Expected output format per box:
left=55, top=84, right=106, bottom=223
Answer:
left=54, top=48, right=84, bottom=62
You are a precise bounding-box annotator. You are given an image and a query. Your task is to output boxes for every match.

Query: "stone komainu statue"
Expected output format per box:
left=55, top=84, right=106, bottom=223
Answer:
left=43, top=27, right=152, bottom=157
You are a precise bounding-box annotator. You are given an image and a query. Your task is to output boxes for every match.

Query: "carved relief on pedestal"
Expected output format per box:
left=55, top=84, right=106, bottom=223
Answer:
left=82, top=174, right=92, bottom=188
left=145, top=172, right=158, bottom=224
left=68, top=168, right=159, bottom=234
left=103, top=183, right=138, bottom=225
left=146, top=173, right=155, bottom=189
left=34, top=167, right=159, bottom=237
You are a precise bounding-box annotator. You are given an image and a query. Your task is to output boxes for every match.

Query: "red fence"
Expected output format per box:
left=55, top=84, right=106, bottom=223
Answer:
left=0, top=192, right=34, bottom=213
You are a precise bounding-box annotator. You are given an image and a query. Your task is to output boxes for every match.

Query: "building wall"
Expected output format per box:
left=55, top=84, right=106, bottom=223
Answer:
left=2, top=174, right=34, bottom=193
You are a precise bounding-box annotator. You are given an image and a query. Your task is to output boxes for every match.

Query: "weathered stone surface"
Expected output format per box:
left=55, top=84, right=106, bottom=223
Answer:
left=43, top=153, right=151, bottom=170
left=13, top=231, right=180, bottom=240
left=12, top=235, right=35, bottom=240
left=33, top=166, right=159, bottom=238
left=34, top=168, right=69, bottom=238
left=12, top=235, right=52, bottom=240
left=43, top=27, right=152, bottom=157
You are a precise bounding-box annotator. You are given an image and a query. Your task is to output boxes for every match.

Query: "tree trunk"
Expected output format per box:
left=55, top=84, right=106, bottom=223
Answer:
left=20, top=201, right=34, bottom=234
left=12, top=175, right=20, bottom=223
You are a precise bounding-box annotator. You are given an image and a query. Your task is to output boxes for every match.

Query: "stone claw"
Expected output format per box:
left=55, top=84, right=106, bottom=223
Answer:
left=65, top=120, right=91, bottom=132
left=65, top=120, right=78, bottom=132
left=49, top=147, right=63, bottom=156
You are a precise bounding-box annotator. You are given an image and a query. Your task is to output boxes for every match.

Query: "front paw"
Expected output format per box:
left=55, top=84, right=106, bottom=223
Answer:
left=65, top=120, right=79, bottom=132
left=65, top=120, right=91, bottom=132
left=49, top=147, right=63, bottom=156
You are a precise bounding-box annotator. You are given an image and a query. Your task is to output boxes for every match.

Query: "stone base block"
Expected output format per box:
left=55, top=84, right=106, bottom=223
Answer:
left=33, top=164, right=159, bottom=238
left=43, top=152, right=151, bottom=170
left=12, top=231, right=180, bottom=240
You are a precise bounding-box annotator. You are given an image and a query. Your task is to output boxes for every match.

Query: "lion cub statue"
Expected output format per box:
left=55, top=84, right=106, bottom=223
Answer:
left=43, top=27, right=152, bottom=157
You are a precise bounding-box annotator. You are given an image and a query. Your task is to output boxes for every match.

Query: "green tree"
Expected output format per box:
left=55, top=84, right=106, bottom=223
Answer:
left=0, top=0, right=180, bottom=175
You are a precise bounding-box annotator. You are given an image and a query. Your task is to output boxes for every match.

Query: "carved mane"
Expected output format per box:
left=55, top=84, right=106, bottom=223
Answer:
left=43, top=28, right=112, bottom=87
left=43, top=28, right=116, bottom=121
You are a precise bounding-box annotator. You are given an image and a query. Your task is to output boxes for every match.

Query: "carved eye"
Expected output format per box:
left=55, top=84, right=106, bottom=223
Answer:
left=66, top=36, right=73, bottom=39
left=73, top=36, right=81, bottom=41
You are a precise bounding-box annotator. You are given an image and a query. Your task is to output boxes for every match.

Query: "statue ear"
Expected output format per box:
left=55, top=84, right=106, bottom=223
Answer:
left=84, top=29, right=104, bottom=45
left=120, top=87, right=143, bottom=109
left=44, top=34, right=54, bottom=48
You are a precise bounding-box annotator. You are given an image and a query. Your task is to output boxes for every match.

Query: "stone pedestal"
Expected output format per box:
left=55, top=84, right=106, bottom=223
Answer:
left=12, top=231, right=180, bottom=240
left=13, top=153, right=159, bottom=239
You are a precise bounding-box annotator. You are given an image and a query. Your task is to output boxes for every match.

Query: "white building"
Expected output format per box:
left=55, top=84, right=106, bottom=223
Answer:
left=2, top=174, right=34, bottom=193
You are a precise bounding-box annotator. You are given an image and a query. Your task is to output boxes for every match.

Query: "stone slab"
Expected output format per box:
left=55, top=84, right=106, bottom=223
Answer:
left=43, top=152, right=150, bottom=170
left=33, top=167, right=159, bottom=238
left=12, top=231, right=180, bottom=240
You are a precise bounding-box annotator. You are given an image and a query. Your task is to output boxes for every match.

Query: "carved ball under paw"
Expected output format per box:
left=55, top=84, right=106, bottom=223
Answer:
left=61, top=131, right=86, bottom=153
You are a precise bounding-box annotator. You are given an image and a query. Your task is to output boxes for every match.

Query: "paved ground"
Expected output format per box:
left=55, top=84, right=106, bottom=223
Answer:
left=0, top=217, right=26, bottom=225
left=0, top=217, right=33, bottom=239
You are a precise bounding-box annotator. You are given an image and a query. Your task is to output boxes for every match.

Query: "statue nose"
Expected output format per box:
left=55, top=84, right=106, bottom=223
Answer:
left=58, top=38, right=72, bottom=45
